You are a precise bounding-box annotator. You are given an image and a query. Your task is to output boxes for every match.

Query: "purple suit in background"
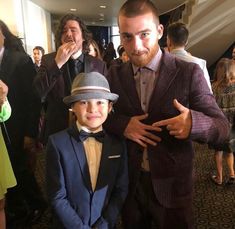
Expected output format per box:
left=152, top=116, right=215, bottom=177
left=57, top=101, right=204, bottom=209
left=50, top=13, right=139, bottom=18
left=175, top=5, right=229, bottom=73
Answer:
left=104, top=50, right=229, bottom=210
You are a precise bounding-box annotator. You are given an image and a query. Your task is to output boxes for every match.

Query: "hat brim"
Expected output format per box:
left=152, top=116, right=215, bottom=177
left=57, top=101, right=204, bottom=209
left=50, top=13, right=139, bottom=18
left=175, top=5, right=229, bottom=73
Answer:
left=63, top=91, right=119, bottom=105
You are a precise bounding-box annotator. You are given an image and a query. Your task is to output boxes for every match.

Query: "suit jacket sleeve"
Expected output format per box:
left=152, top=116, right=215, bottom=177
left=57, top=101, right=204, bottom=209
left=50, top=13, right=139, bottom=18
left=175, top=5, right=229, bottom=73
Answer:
left=46, top=137, right=90, bottom=229
left=19, top=55, right=41, bottom=138
left=186, top=64, right=229, bottom=144
left=33, top=53, right=62, bottom=101
left=93, top=141, right=128, bottom=229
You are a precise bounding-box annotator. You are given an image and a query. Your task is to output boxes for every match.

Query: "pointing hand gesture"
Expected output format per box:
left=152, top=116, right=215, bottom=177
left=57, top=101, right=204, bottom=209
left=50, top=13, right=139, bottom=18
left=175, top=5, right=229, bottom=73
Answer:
left=153, top=99, right=192, bottom=139
left=124, top=113, right=162, bottom=148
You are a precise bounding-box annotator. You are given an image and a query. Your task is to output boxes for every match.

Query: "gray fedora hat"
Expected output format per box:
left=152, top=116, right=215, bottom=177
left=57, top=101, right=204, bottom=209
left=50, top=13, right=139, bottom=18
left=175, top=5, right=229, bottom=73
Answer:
left=63, top=72, right=118, bottom=105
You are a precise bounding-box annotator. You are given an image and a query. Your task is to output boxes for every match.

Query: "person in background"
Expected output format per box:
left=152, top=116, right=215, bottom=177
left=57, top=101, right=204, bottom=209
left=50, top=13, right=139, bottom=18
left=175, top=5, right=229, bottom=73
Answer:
left=46, top=72, right=128, bottom=229
left=103, top=41, right=117, bottom=68
left=167, top=22, right=212, bottom=92
left=32, top=46, right=45, bottom=72
left=232, top=45, right=235, bottom=63
left=118, top=45, right=129, bottom=63
left=101, top=38, right=107, bottom=51
left=0, top=20, right=46, bottom=227
left=210, top=58, right=235, bottom=185
left=110, top=45, right=130, bottom=66
left=83, top=39, right=103, bottom=60
left=104, top=1, right=229, bottom=228
left=32, top=46, right=46, bottom=167
left=33, top=14, right=107, bottom=144
left=0, top=80, right=17, bottom=229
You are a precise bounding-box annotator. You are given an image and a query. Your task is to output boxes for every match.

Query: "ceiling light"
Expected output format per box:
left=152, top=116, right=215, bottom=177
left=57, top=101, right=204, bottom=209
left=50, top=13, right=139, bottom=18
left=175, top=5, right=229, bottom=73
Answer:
left=99, top=5, right=106, bottom=9
left=70, top=8, right=77, bottom=12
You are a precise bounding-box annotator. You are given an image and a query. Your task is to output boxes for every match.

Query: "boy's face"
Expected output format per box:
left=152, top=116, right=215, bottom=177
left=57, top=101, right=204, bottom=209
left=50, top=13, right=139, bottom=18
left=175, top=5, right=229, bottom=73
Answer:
left=72, top=99, right=112, bottom=131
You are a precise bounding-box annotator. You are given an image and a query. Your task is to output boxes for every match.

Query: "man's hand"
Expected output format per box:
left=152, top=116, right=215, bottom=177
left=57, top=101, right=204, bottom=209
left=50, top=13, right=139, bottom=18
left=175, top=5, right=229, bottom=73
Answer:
left=55, top=42, right=77, bottom=68
left=152, top=99, right=192, bottom=139
left=0, top=80, right=8, bottom=106
left=124, top=114, right=162, bottom=148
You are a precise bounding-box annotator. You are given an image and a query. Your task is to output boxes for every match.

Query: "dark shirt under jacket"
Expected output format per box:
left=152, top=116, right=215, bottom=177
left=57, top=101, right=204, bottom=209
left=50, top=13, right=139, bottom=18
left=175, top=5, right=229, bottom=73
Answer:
left=33, top=52, right=107, bottom=142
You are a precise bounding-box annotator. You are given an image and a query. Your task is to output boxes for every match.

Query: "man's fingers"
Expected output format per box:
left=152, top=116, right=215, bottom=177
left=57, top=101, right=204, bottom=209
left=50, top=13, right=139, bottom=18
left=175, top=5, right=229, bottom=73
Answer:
left=145, top=132, right=161, bottom=143
left=136, top=113, right=148, bottom=121
left=173, top=99, right=187, bottom=113
left=135, top=139, right=147, bottom=148
left=140, top=136, right=157, bottom=146
left=152, top=118, right=174, bottom=127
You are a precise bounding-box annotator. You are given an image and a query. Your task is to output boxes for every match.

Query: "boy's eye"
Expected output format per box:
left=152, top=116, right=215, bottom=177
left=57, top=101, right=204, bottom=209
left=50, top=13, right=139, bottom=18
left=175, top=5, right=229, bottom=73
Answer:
left=97, top=100, right=105, bottom=105
left=79, top=101, right=87, bottom=105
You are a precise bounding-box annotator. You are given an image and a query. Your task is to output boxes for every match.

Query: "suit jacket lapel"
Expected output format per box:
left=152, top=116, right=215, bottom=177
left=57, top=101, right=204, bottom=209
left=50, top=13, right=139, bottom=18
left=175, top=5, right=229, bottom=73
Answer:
left=95, top=134, right=115, bottom=190
left=62, top=62, right=73, bottom=96
left=67, top=125, right=93, bottom=192
left=120, top=64, right=143, bottom=113
left=148, top=51, right=180, bottom=113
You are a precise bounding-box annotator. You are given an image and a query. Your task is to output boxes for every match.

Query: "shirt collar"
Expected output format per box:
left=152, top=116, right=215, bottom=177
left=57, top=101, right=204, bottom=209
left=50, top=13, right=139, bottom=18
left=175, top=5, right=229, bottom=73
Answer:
left=71, top=49, right=83, bottom=61
left=171, top=48, right=187, bottom=55
left=132, top=48, right=162, bottom=75
left=76, top=121, right=103, bottom=133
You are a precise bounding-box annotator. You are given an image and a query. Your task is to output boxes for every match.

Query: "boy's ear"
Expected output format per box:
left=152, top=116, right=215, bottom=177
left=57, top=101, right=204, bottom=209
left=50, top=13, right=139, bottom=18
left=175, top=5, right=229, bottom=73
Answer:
left=108, top=102, right=113, bottom=113
left=70, top=104, right=74, bottom=112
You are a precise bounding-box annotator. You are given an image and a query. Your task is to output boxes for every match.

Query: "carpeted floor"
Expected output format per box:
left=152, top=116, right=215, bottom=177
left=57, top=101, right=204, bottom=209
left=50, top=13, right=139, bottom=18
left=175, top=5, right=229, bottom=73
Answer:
left=32, top=143, right=235, bottom=229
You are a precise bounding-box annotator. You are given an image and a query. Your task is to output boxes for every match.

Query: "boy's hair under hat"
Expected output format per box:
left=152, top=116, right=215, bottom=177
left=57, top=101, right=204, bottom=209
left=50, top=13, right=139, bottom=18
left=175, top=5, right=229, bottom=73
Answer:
left=63, top=72, right=118, bottom=105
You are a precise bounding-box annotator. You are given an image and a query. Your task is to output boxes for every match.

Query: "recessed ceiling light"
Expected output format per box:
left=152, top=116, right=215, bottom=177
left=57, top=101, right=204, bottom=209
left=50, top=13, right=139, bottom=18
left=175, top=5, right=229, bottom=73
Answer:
left=99, top=18, right=104, bottom=21
left=70, top=8, right=77, bottom=12
left=99, top=13, right=104, bottom=17
left=99, top=5, right=106, bottom=9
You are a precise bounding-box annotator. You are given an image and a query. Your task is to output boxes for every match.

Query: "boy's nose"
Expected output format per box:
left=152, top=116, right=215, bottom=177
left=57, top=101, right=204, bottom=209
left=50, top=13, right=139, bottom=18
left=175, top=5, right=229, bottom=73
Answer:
left=87, top=104, right=97, bottom=113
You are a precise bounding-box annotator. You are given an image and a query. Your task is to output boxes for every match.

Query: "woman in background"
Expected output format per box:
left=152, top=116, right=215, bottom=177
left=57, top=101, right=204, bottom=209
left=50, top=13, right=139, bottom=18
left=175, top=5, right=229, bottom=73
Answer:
left=83, top=39, right=102, bottom=60
left=0, top=80, right=17, bottom=229
left=103, top=41, right=117, bottom=68
left=211, top=58, right=235, bottom=185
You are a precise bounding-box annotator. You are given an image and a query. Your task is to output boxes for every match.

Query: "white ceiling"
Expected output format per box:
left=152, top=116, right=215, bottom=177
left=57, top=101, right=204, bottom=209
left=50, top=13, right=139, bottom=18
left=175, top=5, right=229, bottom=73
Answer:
left=30, top=0, right=186, bottom=26
left=29, top=0, right=235, bottom=67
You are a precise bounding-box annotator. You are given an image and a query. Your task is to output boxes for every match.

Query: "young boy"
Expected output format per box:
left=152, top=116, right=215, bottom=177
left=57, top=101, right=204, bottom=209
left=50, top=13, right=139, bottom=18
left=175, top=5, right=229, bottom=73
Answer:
left=46, top=72, right=128, bottom=229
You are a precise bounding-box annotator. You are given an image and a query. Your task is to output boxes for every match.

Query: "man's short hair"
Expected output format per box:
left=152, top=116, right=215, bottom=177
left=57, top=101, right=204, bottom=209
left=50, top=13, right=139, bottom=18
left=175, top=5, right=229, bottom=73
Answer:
left=118, top=0, right=160, bottom=25
left=167, top=22, right=189, bottom=47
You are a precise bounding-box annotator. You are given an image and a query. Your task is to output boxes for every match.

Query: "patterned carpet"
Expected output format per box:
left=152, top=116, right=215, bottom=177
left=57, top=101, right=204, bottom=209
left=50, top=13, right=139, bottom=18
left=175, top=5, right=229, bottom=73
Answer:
left=31, top=143, right=235, bottom=229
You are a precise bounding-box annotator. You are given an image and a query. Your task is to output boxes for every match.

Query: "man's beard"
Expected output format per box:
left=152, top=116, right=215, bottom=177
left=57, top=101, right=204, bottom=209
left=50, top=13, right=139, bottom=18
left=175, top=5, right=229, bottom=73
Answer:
left=129, top=44, right=158, bottom=67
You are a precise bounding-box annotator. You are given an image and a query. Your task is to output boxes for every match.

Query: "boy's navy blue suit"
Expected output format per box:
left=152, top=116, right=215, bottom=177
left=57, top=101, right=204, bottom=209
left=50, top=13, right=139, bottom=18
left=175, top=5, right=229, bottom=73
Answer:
left=46, top=123, right=128, bottom=229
